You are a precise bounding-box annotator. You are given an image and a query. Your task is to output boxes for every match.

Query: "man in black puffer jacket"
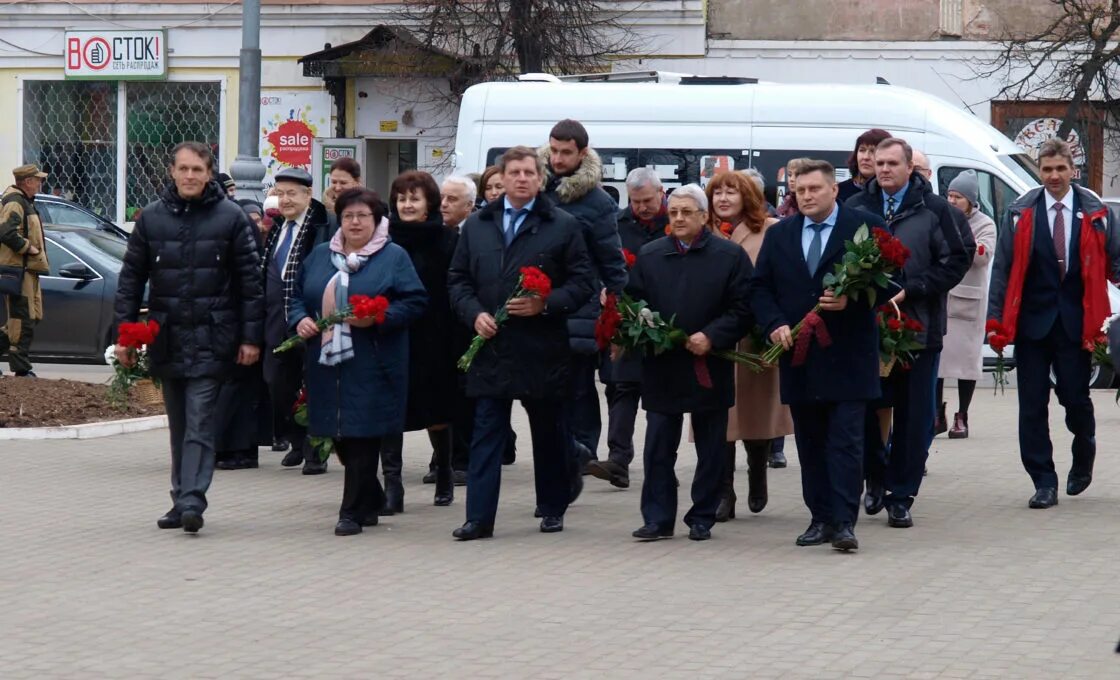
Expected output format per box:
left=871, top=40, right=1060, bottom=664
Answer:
left=115, top=142, right=264, bottom=535
left=844, top=137, right=970, bottom=529
left=539, top=120, right=627, bottom=499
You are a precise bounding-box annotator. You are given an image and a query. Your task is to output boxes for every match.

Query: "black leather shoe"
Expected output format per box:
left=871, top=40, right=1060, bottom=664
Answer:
left=795, top=521, right=834, bottom=546
left=586, top=460, right=630, bottom=489
left=302, top=458, right=328, bottom=475
left=181, top=510, right=203, bottom=534
left=453, top=470, right=468, bottom=486
left=434, top=488, right=454, bottom=507
left=360, top=513, right=379, bottom=527
left=453, top=521, right=494, bottom=540
left=334, top=518, right=362, bottom=536
left=280, top=449, right=304, bottom=467
left=632, top=523, right=673, bottom=541
left=864, top=482, right=885, bottom=515
left=157, top=509, right=181, bottom=529
left=831, top=523, right=859, bottom=551
left=271, top=438, right=290, bottom=452
left=688, top=524, right=712, bottom=541
left=422, top=469, right=437, bottom=484
left=1067, top=473, right=1092, bottom=496
left=1029, top=487, right=1058, bottom=508
left=14, top=370, right=37, bottom=378
left=887, top=504, right=913, bottom=528
left=768, top=449, right=787, bottom=468
left=540, top=516, right=564, bottom=533
left=533, top=506, right=542, bottom=518
left=215, top=458, right=238, bottom=470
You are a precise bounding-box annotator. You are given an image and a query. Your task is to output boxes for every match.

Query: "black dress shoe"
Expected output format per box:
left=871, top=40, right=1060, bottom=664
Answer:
left=688, top=524, right=712, bottom=541
left=181, top=510, right=204, bottom=534
left=795, top=521, right=834, bottom=546
left=540, top=516, right=564, bottom=533
left=280, top=449, right=304, bottom=467
left=864, top=482, right=885, bottom=515
left=334, top=518, right=362, bottom=536
left=586, top=460, right=630, bottom=489
left=360, top=513, right=379, bottom=527
left=271, top=438, right=290, bottom=452
left=422, top=468, right=437, bottom=484
left=887, top=504, right=913, bottom=528
left=632, top=523, right=673, bottom=540
left=768, top=449, right=787, bottom=468
left=831, top=523, right=859, bottom=551
left=533, top=506, right=542, bottom=518
left=1067, top=473, right=1092, bottom=496
left=302, top=458, right=328, bottom=475
left=157, top=509, right=182, bottom=529
left=14, top=370, right=37, bottom=378
left=1029, top=487, right=1058, bottom=508
left=453, top=521, right=494, bottom=541
left=433, top=488, right=454, bottom=507
left=215, top=458, right=238, bottom=470
left=453, top=470, right=468, bottom=486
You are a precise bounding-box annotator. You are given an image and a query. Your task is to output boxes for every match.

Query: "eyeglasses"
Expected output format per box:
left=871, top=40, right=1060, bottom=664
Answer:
left=274, top=190, right=307, bottom=200
left=668, top=209, right=700, bottom=218
left=340, top=212, right=374, bottom=223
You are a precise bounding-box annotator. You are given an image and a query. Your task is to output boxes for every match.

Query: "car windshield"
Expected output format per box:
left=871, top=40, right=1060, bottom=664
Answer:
left=998, top=153, right=1041, bottom=187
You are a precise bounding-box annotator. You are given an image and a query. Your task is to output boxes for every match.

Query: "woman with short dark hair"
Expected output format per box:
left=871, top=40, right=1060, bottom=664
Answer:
left=289, top=187, right=428, bottom=535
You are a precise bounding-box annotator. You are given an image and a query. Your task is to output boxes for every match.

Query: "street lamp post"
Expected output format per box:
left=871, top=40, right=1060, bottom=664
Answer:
left=229, top=0, right=265, bottom=202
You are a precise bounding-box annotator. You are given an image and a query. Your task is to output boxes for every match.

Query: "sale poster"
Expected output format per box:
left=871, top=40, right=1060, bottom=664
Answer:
left=260, top=91, right=332, bottom=186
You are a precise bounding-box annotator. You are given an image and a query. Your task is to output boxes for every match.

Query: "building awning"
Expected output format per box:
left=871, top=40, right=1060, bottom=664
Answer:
left=299, top=25, right=478, bottom=79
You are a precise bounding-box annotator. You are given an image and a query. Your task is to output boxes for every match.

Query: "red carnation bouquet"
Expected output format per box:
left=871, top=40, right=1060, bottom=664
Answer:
left=985, top=319, right=1012, bottom=394
left=761, top=225, right=910, bottom=367
left=291, top=387, right=335, bottom=463
left=274, top=294, right=389, bottom=354
left=877, top=303, right=924, bottom=376
left=106, top=319, right=161, bottom=406
left=458, top=266, right=552, bottom=372
left=595, top=292, right=763, bottom=387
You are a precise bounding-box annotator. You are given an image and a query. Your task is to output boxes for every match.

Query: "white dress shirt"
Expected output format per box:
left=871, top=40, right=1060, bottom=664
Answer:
left=1044, top=188, right=1073, bottom=261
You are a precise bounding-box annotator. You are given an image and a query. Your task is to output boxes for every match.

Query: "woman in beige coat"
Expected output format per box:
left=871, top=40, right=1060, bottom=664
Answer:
left=937, top=170, right=996, bottom=438
left=705, top=171, right=794, bottom=521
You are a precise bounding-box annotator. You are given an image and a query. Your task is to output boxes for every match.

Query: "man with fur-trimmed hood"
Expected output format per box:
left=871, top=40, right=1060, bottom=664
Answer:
left=539, top=119, right=628, bottom=502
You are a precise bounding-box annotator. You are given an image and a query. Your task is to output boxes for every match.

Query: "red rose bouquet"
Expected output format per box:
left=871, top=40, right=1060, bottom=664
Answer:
left=274, top=294, right=389, bottom=354
left=985, top=319, right=1012, bottom=394
left=595, top=292, right=763, bottom=387
left=458, top=266, right=552, bottom=372
left=106, top=319, right=161, bottom=406
left=761, top=224, right=909, bottom=367
left=291, top=387, right=335, bottom=463
left=877, top=303, right=924, bottom=376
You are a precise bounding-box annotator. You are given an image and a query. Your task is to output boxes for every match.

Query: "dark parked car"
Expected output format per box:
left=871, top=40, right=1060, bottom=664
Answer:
left=34, top=194, right=129, bottom=239
left=0, top=226, right=138, bottom=364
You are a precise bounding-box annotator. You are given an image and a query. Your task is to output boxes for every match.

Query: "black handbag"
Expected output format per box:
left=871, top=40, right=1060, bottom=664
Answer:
left=0, top=263, right=24, bottom=296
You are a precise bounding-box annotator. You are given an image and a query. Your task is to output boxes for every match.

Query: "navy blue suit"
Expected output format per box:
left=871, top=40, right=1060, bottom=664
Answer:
left=752, top=203, right=886, bottom=527
left=1013, top=193, right=1095, bottom=490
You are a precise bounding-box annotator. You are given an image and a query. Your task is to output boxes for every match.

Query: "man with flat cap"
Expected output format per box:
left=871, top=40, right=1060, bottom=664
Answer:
left=0, top=164, right=50, bottom=377
left=261, top=167, right=333, bottom=474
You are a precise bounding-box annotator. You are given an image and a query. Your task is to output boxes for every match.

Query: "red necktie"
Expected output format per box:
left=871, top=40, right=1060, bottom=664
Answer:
left=1053, top=203, right=1066, bottom=279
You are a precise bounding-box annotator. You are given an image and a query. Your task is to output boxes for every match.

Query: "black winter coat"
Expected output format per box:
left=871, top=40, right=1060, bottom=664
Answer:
left=845, top=173, right=972, bottom=350
left=448, top=195, right=595, bottom=400
left=601, top=204, right=668, bottom=384
left=389, top=215, right=460, bottom=430
left=752, top=203, right=886, bottom=404
left=115, top=180, right=264, bottom=379
left=627, top=231, right=754, bottom=414
left=540, top=147, right=627, bottom=355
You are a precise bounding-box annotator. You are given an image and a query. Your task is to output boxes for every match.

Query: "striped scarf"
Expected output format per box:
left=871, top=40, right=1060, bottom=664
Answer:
left=319, top=218, right=389, bottom=366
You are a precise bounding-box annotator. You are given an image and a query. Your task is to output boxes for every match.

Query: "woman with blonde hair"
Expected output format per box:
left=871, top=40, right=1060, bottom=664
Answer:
left=704, top=171, right=793, bottom=521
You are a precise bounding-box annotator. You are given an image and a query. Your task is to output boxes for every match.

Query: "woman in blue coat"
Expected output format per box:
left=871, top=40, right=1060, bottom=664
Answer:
left=289, top=188, right=428, bottom=536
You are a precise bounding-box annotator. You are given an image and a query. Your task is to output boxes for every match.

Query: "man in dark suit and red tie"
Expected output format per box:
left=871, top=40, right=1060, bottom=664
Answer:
left=751, top=160, right=887, bottom=551
left=988, top=138, right=1120, bottom=509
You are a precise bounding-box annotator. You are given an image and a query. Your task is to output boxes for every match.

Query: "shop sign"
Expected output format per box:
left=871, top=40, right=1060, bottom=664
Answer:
left=1013, top=117, right=1089, bottom=180
left=260, top=91, right=333, bottom=186
left=64, top=30, right=168, bottom=81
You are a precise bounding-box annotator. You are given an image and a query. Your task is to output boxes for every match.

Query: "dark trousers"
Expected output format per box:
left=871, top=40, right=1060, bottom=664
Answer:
left=162, top=377, right=222, bottom=513
left=336, top=437, right=387, bottom=522
left=863, top=407, right=888, bottom=488
left=264, top=347, right=308, bottom=453
left=1015, top=323, right=1095, bottom=490
left=884, top=349, right=937, bottom=508
left=0, top=293, right=34, bottom=374
left=640, top=409, right=727, bottom=531
left=466, top=397, right=570, bottom=525
left=451, top=394, right=474, bottom=471
left=567, top=354, right=603, bottom=456
left=790, top=400, right=865, bottom=526
left=605, top=381, right=641, bottom=468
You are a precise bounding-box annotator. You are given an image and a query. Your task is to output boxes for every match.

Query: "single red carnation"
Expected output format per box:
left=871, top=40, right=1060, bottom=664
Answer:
left=622, top=248, right=637, bottom=268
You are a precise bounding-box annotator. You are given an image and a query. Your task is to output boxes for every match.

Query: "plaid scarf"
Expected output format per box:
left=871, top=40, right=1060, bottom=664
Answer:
left=261, top=208, right=318, bottom=322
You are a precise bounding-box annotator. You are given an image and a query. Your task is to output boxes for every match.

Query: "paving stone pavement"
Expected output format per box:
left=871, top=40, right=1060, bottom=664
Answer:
left=3, top=386, right=1119, bottom=678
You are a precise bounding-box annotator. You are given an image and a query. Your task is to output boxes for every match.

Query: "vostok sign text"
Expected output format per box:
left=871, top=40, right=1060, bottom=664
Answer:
left=64, top=30, right=168, bottom=81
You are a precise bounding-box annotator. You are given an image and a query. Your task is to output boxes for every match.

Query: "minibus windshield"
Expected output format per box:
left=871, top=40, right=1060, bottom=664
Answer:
left=999, top=153, right=1041, bottom=187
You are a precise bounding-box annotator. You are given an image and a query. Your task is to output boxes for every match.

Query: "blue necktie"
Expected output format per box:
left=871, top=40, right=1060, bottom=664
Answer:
left=885, top=196, right=897, bottom=222
left=275, top=221, right=296, bottom=266
left=806, top=222, right=826, bottom=275
left=504, top=208, right=527, bottom=247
